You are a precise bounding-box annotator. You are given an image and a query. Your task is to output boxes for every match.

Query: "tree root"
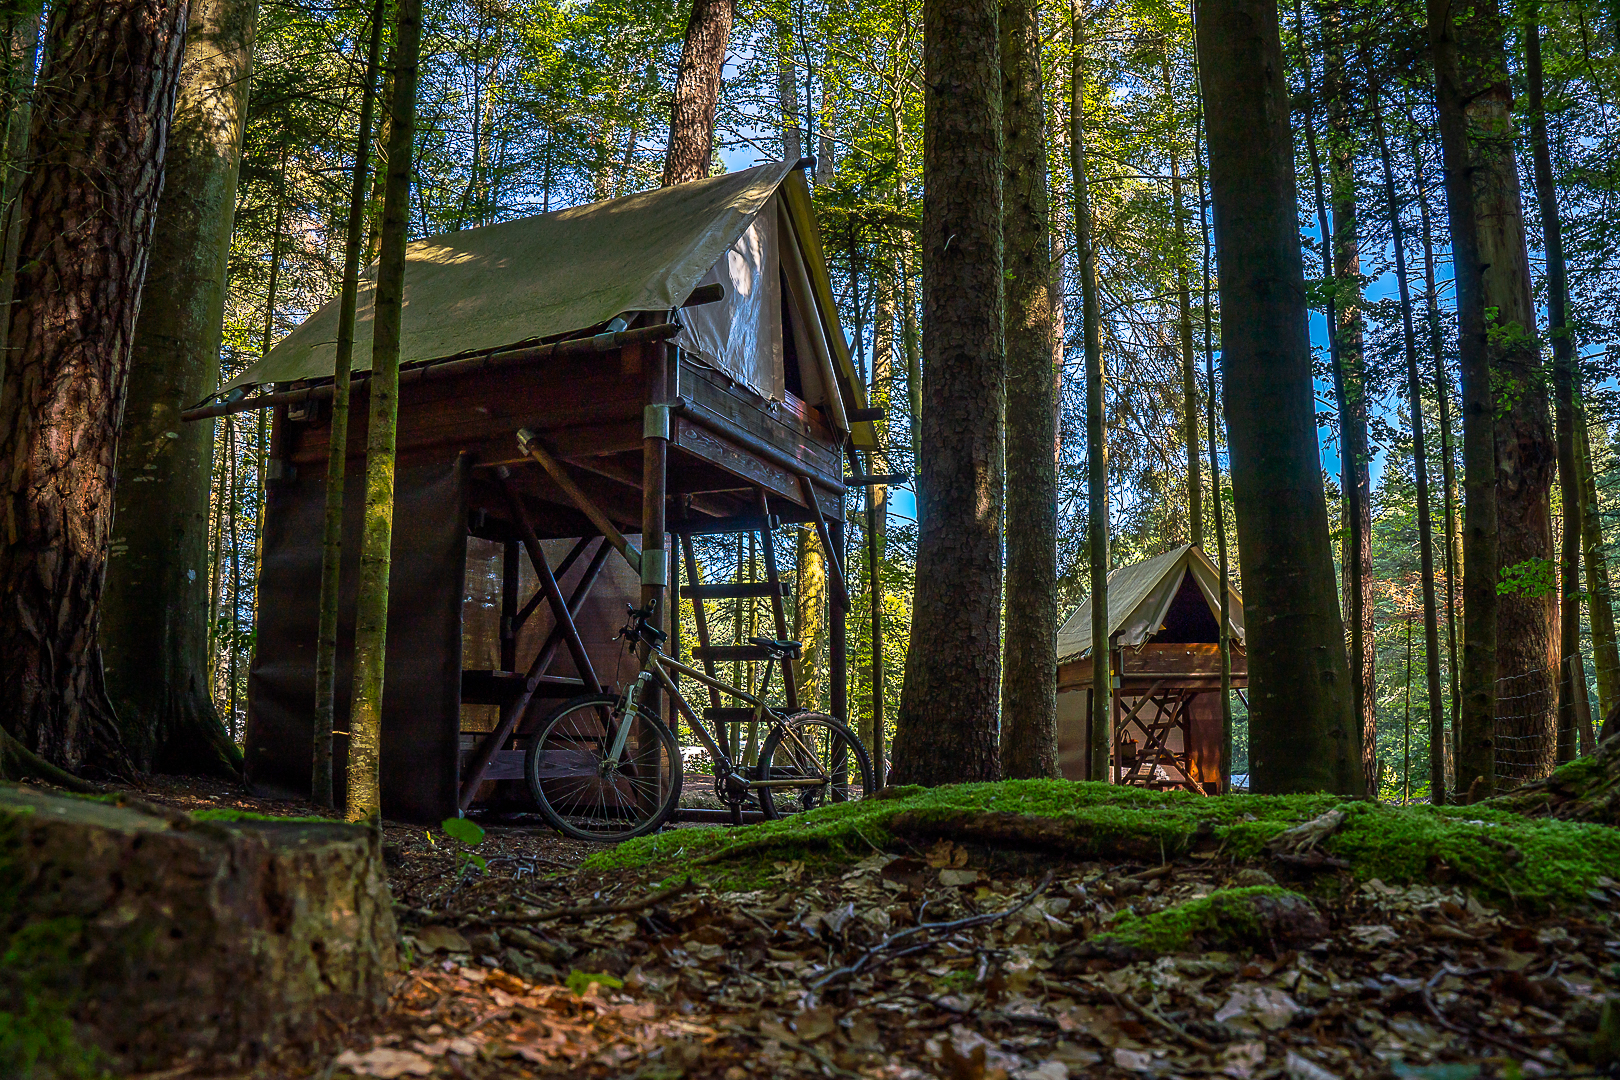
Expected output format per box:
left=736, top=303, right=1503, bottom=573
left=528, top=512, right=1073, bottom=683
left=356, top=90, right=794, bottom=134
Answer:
left=0, top=726, right=103, bottom=792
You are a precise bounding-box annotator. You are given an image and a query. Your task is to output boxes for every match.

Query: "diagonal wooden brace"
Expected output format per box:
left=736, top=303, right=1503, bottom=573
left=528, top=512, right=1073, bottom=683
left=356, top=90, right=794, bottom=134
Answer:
left=754, top=488, right=800, bottom=712
left=497, top=469, right=603, bottom=696
left=798, top=474, right=849, bottom=610
left=516, top=427, right=642, bottom=576
left=458, top=538, right=613, bottom=810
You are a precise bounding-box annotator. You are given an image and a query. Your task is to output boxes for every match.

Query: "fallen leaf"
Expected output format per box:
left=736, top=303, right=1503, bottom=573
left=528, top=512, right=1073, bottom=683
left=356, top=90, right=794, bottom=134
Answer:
left=414, top=926, right=470, bottom=954
left=1215, top=984, right=1301, bottom=1032
left=1349, top=925, right=1400, bottom=947
left=1220, top=1041, right=1266, bottom=1079
left=333, top=1048, right=435, bottom=1078
left=941, top=869, right=981, bottom=887
left=1113, top=1047, right=1155, bottom=1072
left=1284, top=1050, right=1340, bottom=1080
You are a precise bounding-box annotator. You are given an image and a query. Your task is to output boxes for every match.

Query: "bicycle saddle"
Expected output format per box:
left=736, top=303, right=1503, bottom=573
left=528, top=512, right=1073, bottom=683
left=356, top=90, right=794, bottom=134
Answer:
left=748, top=636, right=802, bottom=659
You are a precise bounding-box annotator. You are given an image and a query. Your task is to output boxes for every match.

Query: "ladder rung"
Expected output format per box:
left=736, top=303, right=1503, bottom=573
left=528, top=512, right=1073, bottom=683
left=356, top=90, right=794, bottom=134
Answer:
left=702, top=707, right=760, bottom=725
left=680, top=582, right=780, bottom=601
left=690, top=645, right=772, bottom=662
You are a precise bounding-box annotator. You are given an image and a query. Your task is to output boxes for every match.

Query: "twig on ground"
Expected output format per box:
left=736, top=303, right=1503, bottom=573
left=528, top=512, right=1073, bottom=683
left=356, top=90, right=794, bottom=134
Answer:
left=1110, top=990, right=1218, bottom=1054
left=1422, top=967, right=1561, bottom=1066
left=449, top=877, right=696, bottom=927
left=807, top=872, right=1054, bottom=997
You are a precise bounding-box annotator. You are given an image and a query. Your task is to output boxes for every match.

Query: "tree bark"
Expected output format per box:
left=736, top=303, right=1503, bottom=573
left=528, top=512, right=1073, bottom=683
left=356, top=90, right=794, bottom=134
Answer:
left=661, top=0, right=734, bottom=187
left=313, top=0, right=386, bottom=810
left=1431, top=0, right=1546, bottom=797
left=347, top=0, right=421, bottom=824
left=102, top=0, right=258, bottom=780
left=1577, top=411, right=1620, bottom=717
left=999, top=0, right=1059, bottom=780
left=1323, top=27, right=1374, bottom=794
left=1164, top=51, right=1201, bottom=548
left=0, top=0, right=43, bottom=401
left=891, top=0, right=1004, bottom=787
left=1196, top=0, right=1362, bottom=795
left=1411, top=129, right=1464, bottom=775
left=776, top=17, right=800, bottom=162
left=1373, top=92, right=1446, bottom=802
left=1525, top=11, right=1581, bottom=766
left=0, top=0, right=191, bottom=776
left=795, top=525, right=826, bottom=710
left=1072, top=0, right=1109, bottom=784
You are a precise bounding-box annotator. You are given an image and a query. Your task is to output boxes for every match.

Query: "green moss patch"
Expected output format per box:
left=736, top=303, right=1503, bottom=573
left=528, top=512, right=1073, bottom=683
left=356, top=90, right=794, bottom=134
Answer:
left=584, top=779, right=1620, bottom=908
left=1088, top=886, right=1322, bottom=957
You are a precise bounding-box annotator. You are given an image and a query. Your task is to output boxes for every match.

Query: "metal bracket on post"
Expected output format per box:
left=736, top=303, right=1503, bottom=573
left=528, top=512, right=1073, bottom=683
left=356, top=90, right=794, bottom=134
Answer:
left=640, top=547, right=668, bottom=588
left=643, top=403, right=670, bottom=441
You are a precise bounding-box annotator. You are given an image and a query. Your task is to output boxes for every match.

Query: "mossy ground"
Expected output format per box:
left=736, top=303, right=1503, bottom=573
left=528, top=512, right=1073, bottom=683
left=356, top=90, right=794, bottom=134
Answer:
left=584, top=779, right=1620, bottom=908
left=1090, top=886, right=1310, bottom=955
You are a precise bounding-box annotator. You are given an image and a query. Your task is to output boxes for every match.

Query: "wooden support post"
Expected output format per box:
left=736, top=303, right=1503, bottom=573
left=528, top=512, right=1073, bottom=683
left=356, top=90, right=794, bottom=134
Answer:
left=755, top=489, right=799, bottom=712
left=831, top=519, right=847, bottom=725
left=500, top=541, right=520, bottom=672
left=643, top=341, right=670, bottom=721
left=497, top=469, right=603, bottom=695
left=459, top=538, right=612, bottom=809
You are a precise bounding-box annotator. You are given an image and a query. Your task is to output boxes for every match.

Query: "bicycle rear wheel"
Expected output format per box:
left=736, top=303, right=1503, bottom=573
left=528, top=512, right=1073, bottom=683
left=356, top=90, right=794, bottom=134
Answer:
left=525, top=694, right=681, bottom=842
left=755, top=712, right=874, bottom=819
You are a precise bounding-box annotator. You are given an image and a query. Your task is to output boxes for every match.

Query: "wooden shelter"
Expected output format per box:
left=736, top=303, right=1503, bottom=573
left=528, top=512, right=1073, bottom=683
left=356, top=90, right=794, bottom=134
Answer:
left=1054, top=545, right=1247, bottom=793
left=184, top=160, right=880, bottom=824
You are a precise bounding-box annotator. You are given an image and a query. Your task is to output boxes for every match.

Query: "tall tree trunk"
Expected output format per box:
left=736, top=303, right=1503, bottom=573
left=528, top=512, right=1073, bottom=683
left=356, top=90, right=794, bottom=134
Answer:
left=1194, top=68, right=1233, bottom=788
left=1196, top=0, right=1362, bottom=795
left=0, top=0, right=43, bottom=402
left=1578, top=410, right=1620, bottom=719
left=794, top=526, right=826, bottom=710
left=313, top=0, right=386, bottom=809
left=1164, top=50, right=1201, bottom=548
left=661, top=0, right=733, bottom=186
left=891, top=0, right=1004, bottom=787
left=0, top=0, right=190, bottom=775
left=1323, top=28, right=1374, bottom=793
left=866, top=268, right=892, bottom=775
left=1072, top=0, right=1109, bottom=783
left=1411, top=127, right=1463, bottom=773
left=1432, top=0, right=1552, bottom=797
left=1373, top=92, right=1446, bottom=802
left=103, top=0, right=258, bottom=779
left=1525, top=11, right=1581, bottom=765
left=999, top=0, right=1059, bottom=780
left=1430, top=0, right=1505, bottom=798
left=777, top=17, right=800, bottom=161
left=347, top=0, right=421, bottom=825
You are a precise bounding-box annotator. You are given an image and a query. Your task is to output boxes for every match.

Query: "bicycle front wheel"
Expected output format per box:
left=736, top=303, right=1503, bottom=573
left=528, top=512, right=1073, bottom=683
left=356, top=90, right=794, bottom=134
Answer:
left=525, top=694, right=681, bottom=842
left=756, top=712, right=874, bottom=819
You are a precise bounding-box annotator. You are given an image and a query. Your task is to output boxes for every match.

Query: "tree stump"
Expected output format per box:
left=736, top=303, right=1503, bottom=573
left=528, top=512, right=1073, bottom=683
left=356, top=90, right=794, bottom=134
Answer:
left=0, top=784, right=398, bottom=1074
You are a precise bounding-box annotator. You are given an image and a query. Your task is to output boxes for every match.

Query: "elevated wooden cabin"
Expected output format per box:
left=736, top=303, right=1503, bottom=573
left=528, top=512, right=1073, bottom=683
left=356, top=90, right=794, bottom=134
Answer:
left=1054, top=545, right=1247, bottom=793
left=186, top=160, right=878, bottom=824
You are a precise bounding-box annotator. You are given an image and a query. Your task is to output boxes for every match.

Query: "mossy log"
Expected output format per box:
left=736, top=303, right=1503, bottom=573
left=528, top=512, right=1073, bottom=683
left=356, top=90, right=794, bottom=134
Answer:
left=0, top=784, right=397, bottom=1075
left=1491, top=738, right=1620, bottom=825
left=1068, top=886, right=1328, bottom=962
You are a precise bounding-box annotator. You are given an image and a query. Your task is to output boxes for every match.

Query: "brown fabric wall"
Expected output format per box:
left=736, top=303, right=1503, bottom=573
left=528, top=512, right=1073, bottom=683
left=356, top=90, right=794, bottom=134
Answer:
left=244, top=456, right=469, bottom=824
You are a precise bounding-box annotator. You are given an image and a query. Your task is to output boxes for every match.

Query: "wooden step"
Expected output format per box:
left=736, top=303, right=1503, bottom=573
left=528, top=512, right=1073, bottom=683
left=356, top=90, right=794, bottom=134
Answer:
left=690, top=645, right=773, bottom=663
left=680, top=581, right=781, bottom=601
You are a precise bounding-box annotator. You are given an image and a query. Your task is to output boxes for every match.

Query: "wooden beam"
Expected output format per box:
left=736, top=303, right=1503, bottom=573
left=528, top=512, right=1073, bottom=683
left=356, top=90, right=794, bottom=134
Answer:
left=680, top=534, right=723, bottom=713
left=754, top=489, right=799, bottom=712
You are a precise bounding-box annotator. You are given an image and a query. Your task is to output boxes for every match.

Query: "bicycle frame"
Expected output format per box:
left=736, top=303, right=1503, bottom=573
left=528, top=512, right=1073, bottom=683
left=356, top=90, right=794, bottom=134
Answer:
left=604, top=644, right=828, bottom=791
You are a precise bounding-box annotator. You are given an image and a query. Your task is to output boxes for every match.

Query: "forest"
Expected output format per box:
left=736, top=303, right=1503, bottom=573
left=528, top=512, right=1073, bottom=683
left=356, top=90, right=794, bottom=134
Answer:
left=4, top=0, right=1620, bottom=1071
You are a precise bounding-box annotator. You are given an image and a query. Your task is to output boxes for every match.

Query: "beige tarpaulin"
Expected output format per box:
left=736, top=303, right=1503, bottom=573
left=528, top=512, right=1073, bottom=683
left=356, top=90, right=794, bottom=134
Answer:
left=674, top=197, right=784, bottom=400
left=1056, top=544, right=1244, bottom=662
left=224, top=160, right=797, bottom=393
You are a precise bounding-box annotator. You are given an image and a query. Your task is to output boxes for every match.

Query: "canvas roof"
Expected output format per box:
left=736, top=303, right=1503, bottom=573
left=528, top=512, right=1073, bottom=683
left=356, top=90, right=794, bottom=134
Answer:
left=219, top=161, right=876, bottom=448
left=1056, top=544, right=1245, bottom=663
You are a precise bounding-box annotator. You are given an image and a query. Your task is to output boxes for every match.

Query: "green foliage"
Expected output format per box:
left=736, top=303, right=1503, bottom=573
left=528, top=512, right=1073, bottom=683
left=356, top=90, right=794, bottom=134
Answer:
left=586, top=779, right=1620, bottom=908
left=442, top=816, right=487, bottom=875
left=1497, top=557, right=1557, bottom=599
left=565, top=970, right=623, bottom=995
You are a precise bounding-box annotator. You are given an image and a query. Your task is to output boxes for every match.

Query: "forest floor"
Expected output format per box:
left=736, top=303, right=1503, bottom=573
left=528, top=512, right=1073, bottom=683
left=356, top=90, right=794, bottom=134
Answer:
left=122, top=775, right=1620, bottom=1080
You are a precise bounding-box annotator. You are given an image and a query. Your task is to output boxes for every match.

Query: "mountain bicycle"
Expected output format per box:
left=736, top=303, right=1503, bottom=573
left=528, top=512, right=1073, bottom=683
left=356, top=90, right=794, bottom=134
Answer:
left=525, top=598, right=874, bottom=842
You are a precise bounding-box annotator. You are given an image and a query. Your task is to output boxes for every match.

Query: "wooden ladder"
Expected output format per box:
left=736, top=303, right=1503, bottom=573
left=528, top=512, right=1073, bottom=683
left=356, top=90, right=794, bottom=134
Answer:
left=676, top=491, right=803, bottom=758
